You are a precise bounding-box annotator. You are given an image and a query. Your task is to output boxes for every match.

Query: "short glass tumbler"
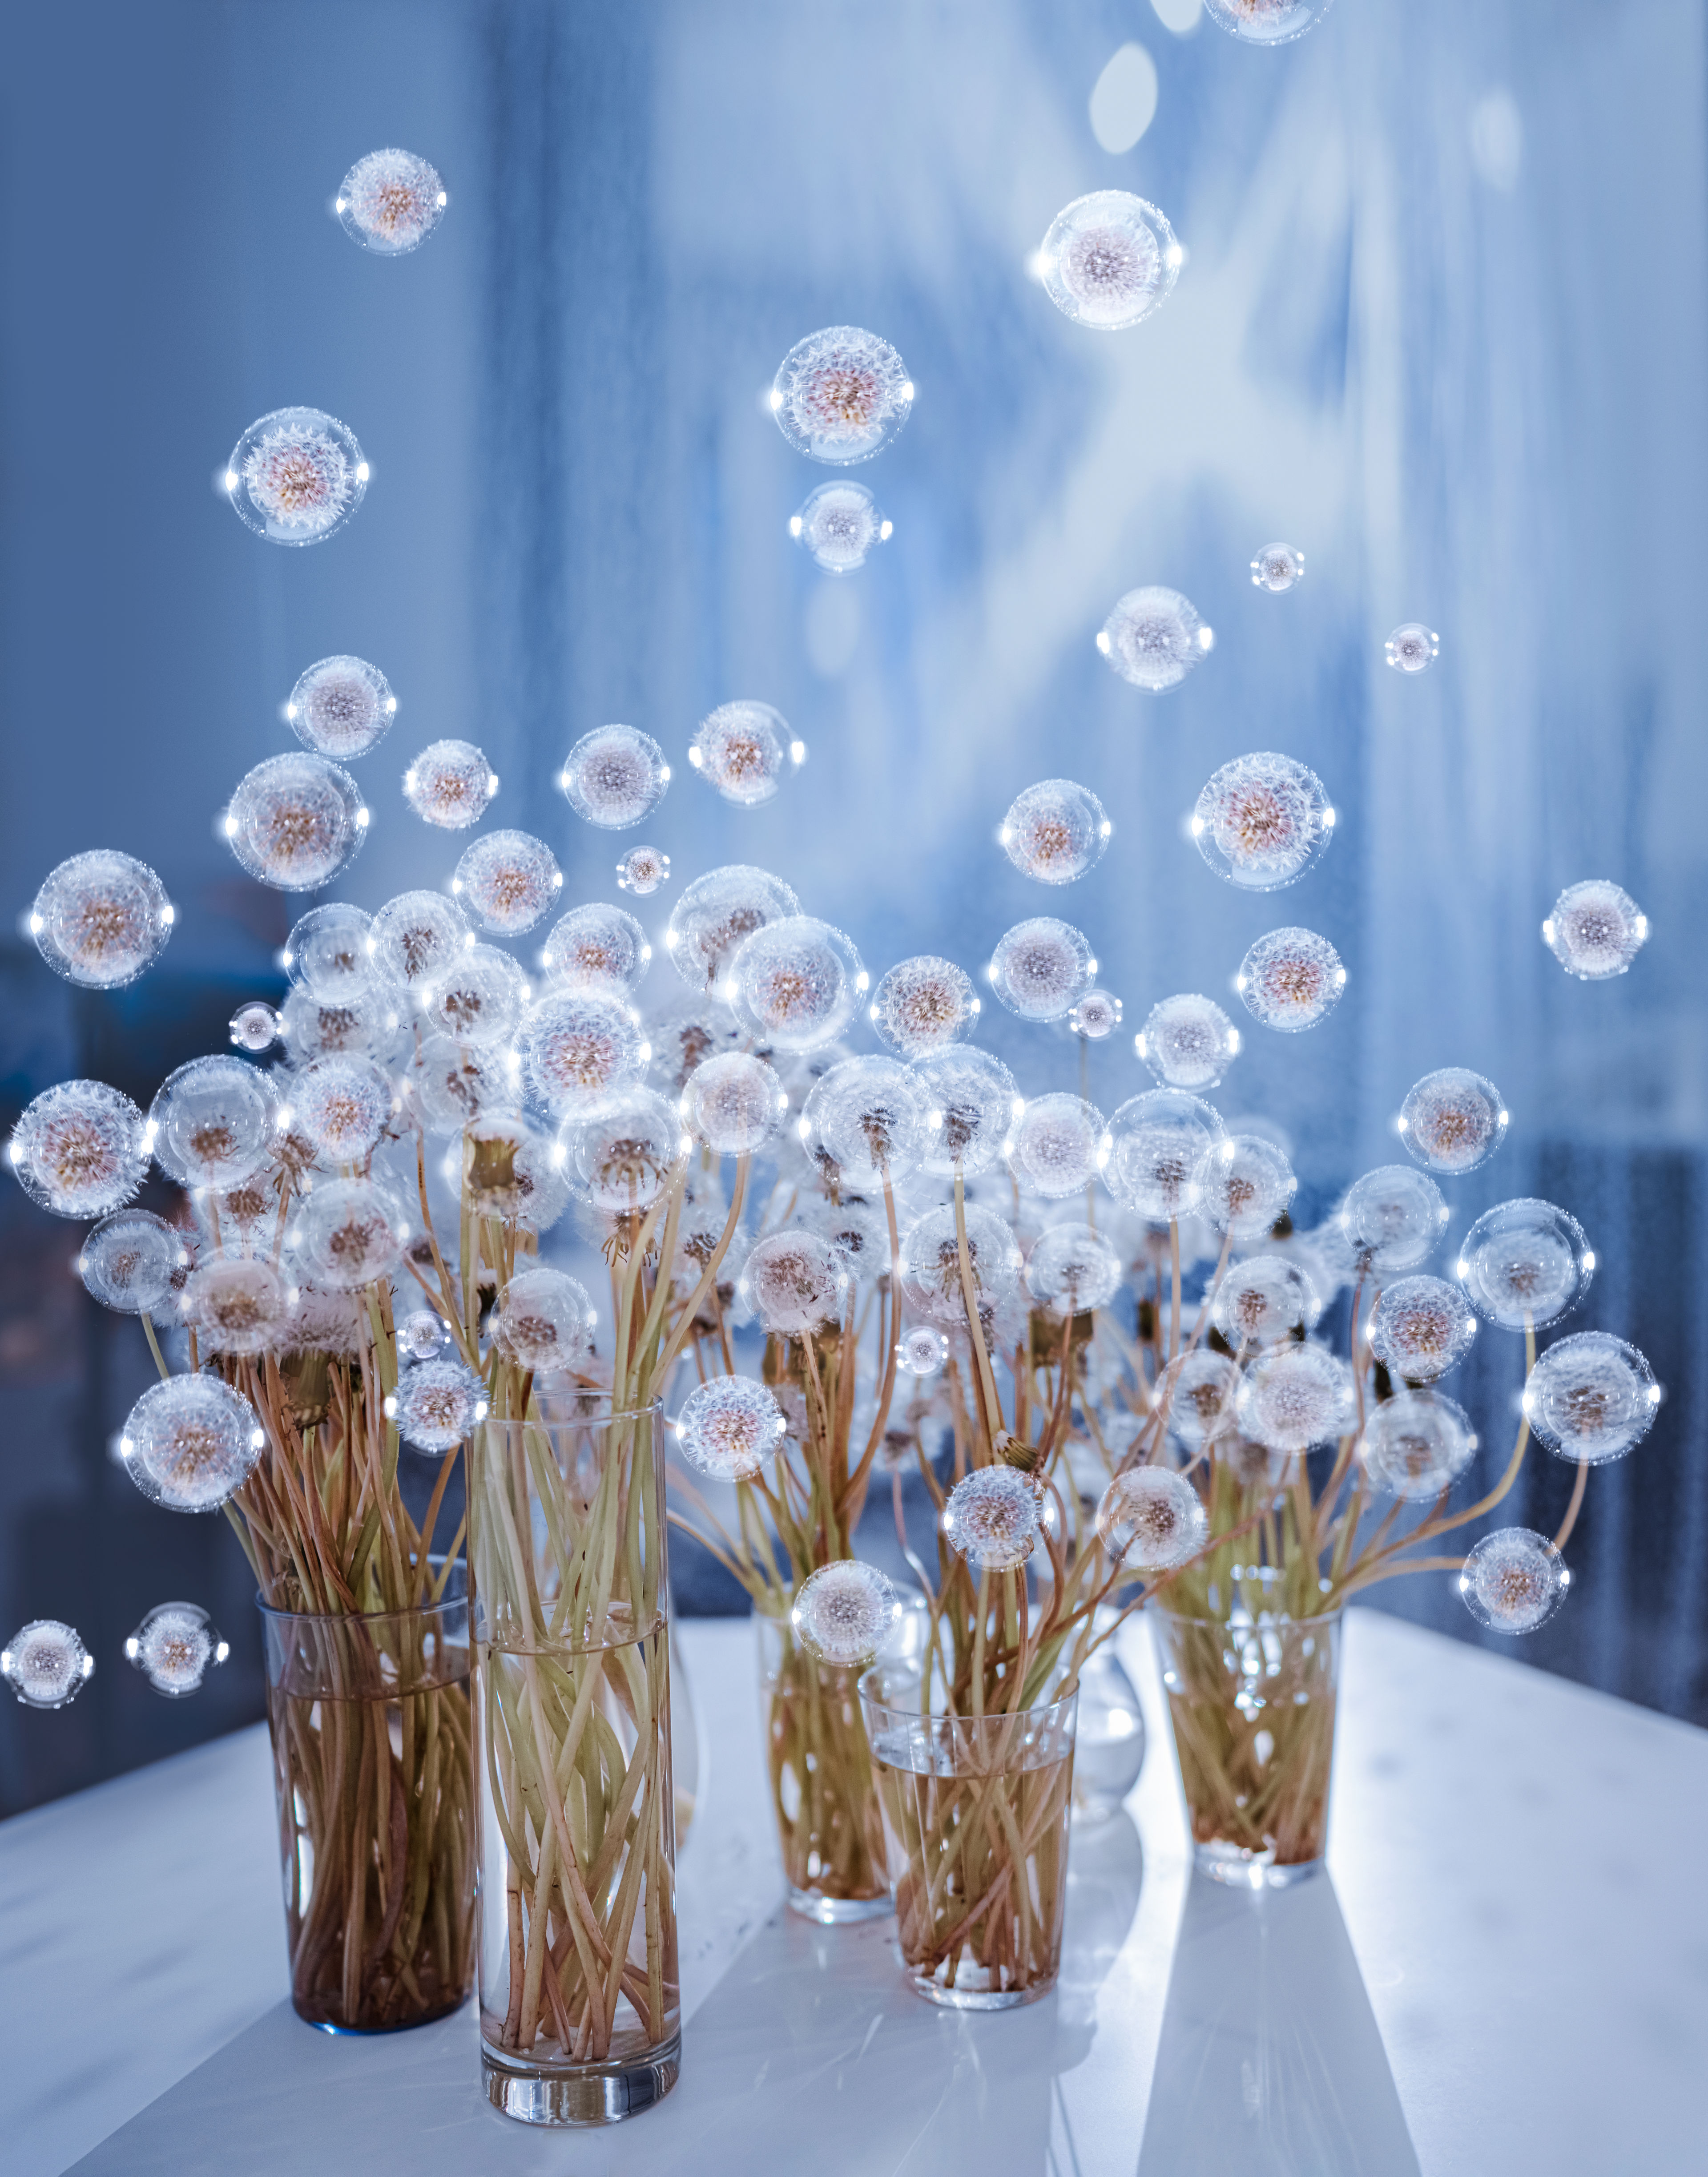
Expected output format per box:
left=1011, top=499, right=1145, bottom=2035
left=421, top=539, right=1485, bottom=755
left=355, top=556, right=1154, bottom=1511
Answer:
left=757, top=1608, right=889, bottom=1923
left=859, top=1665, right=1078, bottom=2008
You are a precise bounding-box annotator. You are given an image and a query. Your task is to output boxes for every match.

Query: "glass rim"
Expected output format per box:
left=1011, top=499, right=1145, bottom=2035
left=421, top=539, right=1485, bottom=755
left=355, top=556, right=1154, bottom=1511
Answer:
left=480, top=1393, right=662, bottom=1429
left=1150, top=1597, right=1344, bottom=1633
left=856, top=1662, right=1078, bottom=1730
left=257, top=1554, right=467, bottom=1627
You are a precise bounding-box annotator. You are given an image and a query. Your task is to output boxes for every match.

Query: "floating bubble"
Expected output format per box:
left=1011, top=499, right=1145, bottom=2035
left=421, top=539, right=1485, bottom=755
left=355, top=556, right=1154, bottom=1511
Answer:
left=1205, top=0, right=1337, bottom=44
left=491, top=1268, right=594, bottom=1374
left=739, top=1229, right=849, bottom=1334
left=897, top=1325, right=950, bottom=1378
left=912, top=1045, right=1021, bottom=1178
left=290, top=1177, right=408, bottom=1290
left=665, top=865, right=800, bottom=990
left=870, top=955, right=979, bottom=1058
left=1369, top=1275, right=1478, bottom=1385
left=1025, top=1222, right=1122, bottom=1314
left=389, top=1358, right=487, bottom=1453
left=2, top=1619, right=93, bottom=1708
left=280, top=988, right=397, bottom=1065
left=1136, top=993, right=1240, bottom=1091
left=567, top=1089, right=688, bottom=1218
left=418, top=944, right=525, bottom=1049
left=616, top=845, right=670, bottom=897
left=1098, top=586, right=1213, bottom=691
left=1004, top=1093, right=1105, bottom=1199
left=541, top=903, right=650, bottom=997
left=675, top=1376, right=786, bottom=1481
left=294, top=1055, right=395, bottom=1162
left=461, top=1114, right=571, bottom=1232
left=9, top=1080, right=150, bottom=1218
left=336, top=147, right=446, bottom=254
left=1038, top=191, right=1181, bottom=331
left=369, top=891, right=472, bottom=993
left=1542, top=879, right=1648, bottom=980
left=688, top=701, right=802, bottom=808
left=645, top=992, right=744, bottom=1094
left=521, top=992, right=646, bottom=1115
left=1384, top=622, right=1438, bottom=674
left=684, top=1052, right=788, bottom=1156
left=560, top=724, right=671, bottom=830
left=192, top=1170, right=278, bottom=1255
left=398, top=1309, right=452, bottom=1361
left=813, top=1194, right=890, bottom=1281
left=802, top=1056, right=929, bottom=1185
left=402, top=739, right=498, bottom=830
left=224, top=407, right=367, bottom=545
left=791, top=1560, right=903, bottom=1665
left=452, top=829, right=562, bottom=936
left=1192, top=753, right=1333, bottom=891
left=282, top=903, right=375, bottom=1000
left=1339, top=1166, right=1448, bottom=1277
left=126, top=1601, right=228, bottom=1698
left=1096, top=1467, right=1206, bottom=1569
left=1237, top=1345, right=1354, bottom=1453
left=1459, top=1528, right=1568, bottom=1634
left=286, top=655, right=395, bottom=759
left=1251, top=542, right=1304, bottom=592
left=182, top=1256, right=293, bottom=1356
left=79, top=1209, right=189, bottom=1315
left=30, top=850, right=173, bottom=989
left=404, top=1035, right=517, bottom=1134
left=1359, top=1391, right=1477, bottom=1501
left=1236, top=927, right=1345, bottom=1032
left=120, top=1374, right=265, bottom=1511
left=1523, top=1332, right=1659, bottom=1464
left=1157, top=1350, right=1242, bottom=1449
left=791, top=480, right=891, bottom=572
left=1199, top=1133, right=1297, bottom=1243
left=226, top=1002, right=279, bottom=1055
left=1069, top=990, right=1122, bottom=1040
left=1456, top=1199, right=1592, bottom=1331
left=1000, top=780, right=1112, bottom=885
left=1398, top=1067, right=1507, bottom=1176
left=1101, top=1091, right=1225, bottom=1222
left=989, top=917, right=1096, bottom=1022
left=943, top=1467, right=1039, bottom=1570
left=771, top=326, right=913, bottom=464
left=897, top=1204, right=1022, bottom=1326
left=728, top=915, right=865, bottom=1052
left=1212, top=1254, right=1315, bottom=1348
left=225, top=753, right=367, bottom=891
left=150, top=1057, right=280, bottom=1190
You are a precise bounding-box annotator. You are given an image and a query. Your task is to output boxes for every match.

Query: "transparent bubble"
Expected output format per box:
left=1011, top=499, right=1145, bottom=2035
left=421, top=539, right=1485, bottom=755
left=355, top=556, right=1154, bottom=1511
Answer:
left=791, top=480, right=891, bottom=572
left=30, top=849, right=173, bottom=989
left=897, top=1204, right=1021, bottom=1327
left=1192, top=753, right=1333, bottom=892
left=1384, top=622, right=1439, bottom=674
left=1101, top=1091, right=1225, bottom=1222
left=126, top=1601, right=228, bottom=1698
left=521, top=992, right=645, bottom=1115
left=390, top=1358, right=487, bottom=1454
left=540, top=903, right=649, bottom=999
left=1212, top=1254, right=1315, bottom=1348
left=416, top=944, right=523, bottom=1050
left=1456, top=1199, right=1592, bottom=1331
left=225, top=407, right=368, bottom=545
left=728, top=916, right=865, bottom=1052
left=1394, top=1067, right=1506, bottom=1177
left=150, top=1057, right=281, bottom=1190
left=1039, top=191, right=1181, bottom=331
left=369, top=891, right=472, bottom=993
left=989, top=917, right=1096, bottom=1022
left=1359, top=1391, right=1477, bottom=1501
left=943, top=1467, right=1039, bottom=1571
left=120, top=1374, right=265, bottom=1511
left=1136, top=994, right=1240, bottom=1090
left=771, top=326, right=913, bottom=464
left=9, top=1080, right=150, bottom=1218
left=1098, top=586, right=1213, bottom=692
left=192, top=1169, right=280, bottom=1256
left=666, top=865, right=800, bottom=990
left=452, top=829, right=561, bottom=936
left=1369, top=1275, right=1478, bottom=1385
left=1236, top=927, right=1345, bottom=1032
left=1069, top=991, right=1121, bottom=1042
left=803, top=1056, right=930, bottom=1186
left=1096, top=1467, right=1206, bottom=1569
left=897, top=1325, right=950, bottom=1378
left=460, top=1114, right=572, bottom=1232
left=403, top=1035, right=516, bottom=1135
left=689, top=701, right=803, bottom=807
left=683, top=1052, right=787, bottom=1157
left=1237, top=1345, right=1354, bottom=1453
left=286, top=655, right=395, bottom=759
left=1004, top=1093, right=1105, bottom=1200
left=1459, top=1528, right=1568, bottom=1634
left=1205, top=0, right=1337, bottom=44
left=402, top=739, right=498, bottom=830
left=813, top=1194, right=890, bottom=1281
left=182, top=1256, right=293, bottom=1356
left=294, top=1055, right=395, bottom=1162
left=568, top=1089, right=688, bottom=1218
left=79, top=1208, right=188, bottom=1314
left=616, top=845, right=670, bottom=896
left=1339, top=1166, right=1448, bottom=1277
left=1025, top=1222, right=1122, bottom=1314
left=560, top=724, right=671, bottom=830
left=282, top=903, right=374, bottom=1001
left=1251, top=542, right=1304, bottom=592
left=791, top=1560, right=903, bottom=1665
left=1523, top=1332, right=1660, bottom=1464
left=2, top=1619, right=93, bottom=1708
left=675, top=1376, right=786, bottom=1481
left=290, top=1177, right=408, bottom=1290
left=224, top=1002, right=278, bottom=1056
left=1543, top=879, right=1648, bottom=980
left=225, top=753, right=367, bottom=891
left=870, top=955, right=980, bottom=1058
left=398, top=1308, right=452, bottom=1361
left=336, top=147, right=446, bottom=254
left=1157, top=1350, right=1242, bottom=1449
left=739, top=1229, right=850, bottom=1334
left=491, top=1267, right=594, bottom=1374
left=278, top=988, right=396, bottom=1067
left=911, top=1046, right=1020, bottom=1178
left=645, top=993, right=745, bottom=1097
left=1199, top=1133, right=1297, bottom=1243
left=1000, top=779, right=1112, bottom=885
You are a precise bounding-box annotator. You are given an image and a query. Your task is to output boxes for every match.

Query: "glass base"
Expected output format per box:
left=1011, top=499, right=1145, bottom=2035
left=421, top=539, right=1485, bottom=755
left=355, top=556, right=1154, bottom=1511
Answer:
left=787, top=1884, right=892, bottom=1925
left=1194, top=1841, right=1324, bottom=1891
left=899, top=1952, right=1056, bottom=2009
left=482, top=2034, right=681, bottom=2126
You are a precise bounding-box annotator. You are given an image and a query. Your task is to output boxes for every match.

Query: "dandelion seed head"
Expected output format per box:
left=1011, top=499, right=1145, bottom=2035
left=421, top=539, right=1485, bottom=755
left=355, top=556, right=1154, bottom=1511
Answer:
left=871, top=955, right=978, bottom=1058
left=1384, top=622, right=1439, bottom=673
left=989, top=917, right=1096, bottom=1022
left=1004, top=1093, right=1105, bottom=1199
left=1543, top=879, right=1648, bottom=980
left=1096, top=1467, right=1206, bottom=1568
left=1157, top=1349, right=1242, bottom=1448
left=1205, top=0, right=1335, bottom=45
left=1099, top=585, right=1211, bottom=692
left=79, top=1208, right=188, bottom=1315
left=402, top=739, right=498, bottom=830
left=294, top=1055, right=394, bottom=1161
left=897, top=1203, right=1021, bottom=1326
left=398, top=1308, right=451, bottom=1361
left=1069, top=988, right=1122, bottom=1040
left=31, top=850, right=173, bottom=989
left=453, top=829, right=560, bottom=936
left=1524, top=1331, right=1659, bottom=1464
left=897, top=1325, right=950, bottom=1378
left=1369, top=1275, right=1478, bottom=1384
left=1236, top=927, right=1345, bottom=1032
left=10, top=1080, right=149, bottom=1218
left=1237, top=1344, right=1354, bottom=1453
left=676, top=1377, right=786, bottom=1481
left=666, top=866, right=800, bottom=991
left=645, top=992, right=744, bottom=1096
left=419, top=943, right=525, bottom=1049
left=567, top=1089, right=688, bottom=1217
left=810, top=1192, right=890, bottom=1278
left=911, top=1045, right=1020, bottom=1177
left=283, top=903, right=375, bottom=1002
left=126, top=1601, right=225, bottom=1697
left=369, top=891, right=471, bottom=992
left=337, top=148, right=445, bottom=254
left=1136, top=993, right=1240, bottom=1091
left=182, top=1256, right=292, bottom=1356
left=287, top=655, right=394, bottom=759
left=540, top=903, right=649, bottom=1000
left=1456, top=1198, right=1592, bottom=1330
left=1398, top=1067, right=1507, bottom=1175
left=688, top=701, right=797, bottom=808
left=121, top=1374, right=263, bottom=1511
left=1039, top=191, right=1180, bottom=331
left=227, top=407, right=366, bottom=545
left=1025, top=1221, right=1122, bottom=1314
left=943, top=1466, right=1039, bottom=1571
left=226, top=753, right=367, bottom=891
left=1460, top=1528, right=1567, bottom=1634
left=560, top=724, right=670, bottom=830
left=290, top=1177, right=406, bottom=1291
left=523, top=989, right=649, bottom=1114
left=791, top=1560, right=903, bottom=1664
left=1251, top=542, right=1305, bottom=592
left=1000, top=779, right=1111, bottom=886
left=683, top=1051, right=787, bottom=1156
left=616, top=845, right=670, bottom=897
left=1101, top=1090, right=1225, bottom=1222
left=150, top=1057, right=280, bottom=1190
left=1212, top=1254, right=1315, bottom=1348
left=793, top=480, right=889, bottom=572
left=739, top=1228, right=849, bottom=1334
left=728, top=916, right=863, bottom=1051
left=226, top=1001, right=280, bottom=1055
left=403, top=1035, right=513, bottom=1135
left=392, top=1357, right=486, bottom=1453
left=1359, top=1391, right=1477, bottom=1501
left=491, top=1267, right=593, bottom=1373
left=1193, top=753, right=1333, bottom=891
left=1339, top=1165, right=1448, bottom=1276
left=802, top=1055, right=929, bottom=1185
left=3, top=1619, right=93, bottom=1708
left=772, top=327, right=913, bottom=464
left=1201, top=1133, right=1296, bottom=1242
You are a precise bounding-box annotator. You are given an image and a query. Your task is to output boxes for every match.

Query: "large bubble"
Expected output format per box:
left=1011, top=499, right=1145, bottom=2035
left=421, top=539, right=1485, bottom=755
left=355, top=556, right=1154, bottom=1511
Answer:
left=1523, top=1333, right=1660, bottom=1464
left=225, top=753, right=368, bottom=891
left=1039, top=191, right=1181, bottom=331
left=771, top=327, right=913, bottom=464
left=1098, top=586, right=1212, bottom=691
left=675, top=1377, right=786, bottom=1480
left=10, top=1080, right=151, bottom=1218
left=1456, top=1199, right=1592, bottom=1331
left=665, top=865, right=799, bottom=991
left=559, top=725, right=671, bottom=830
left=1192, top=753, right=1333, bottom=891
left=224, top=407, right=368, bottom=545
left=286, top=655, right=395, bottom=759
left=30, top=850, right=173, bottom=988
left=120, top=1375, right=265, bottom=1512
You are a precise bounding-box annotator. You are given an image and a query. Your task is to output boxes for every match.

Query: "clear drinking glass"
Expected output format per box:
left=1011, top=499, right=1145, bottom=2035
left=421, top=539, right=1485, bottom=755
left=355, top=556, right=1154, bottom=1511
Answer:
left=470, top=1398, right=680, bottom=2125
left=756, top=1608, right=890, bottom=1923
left=859, top=1664, right=1078, bottom=2009
left=1071, top=1610, right=1147, bottom=1825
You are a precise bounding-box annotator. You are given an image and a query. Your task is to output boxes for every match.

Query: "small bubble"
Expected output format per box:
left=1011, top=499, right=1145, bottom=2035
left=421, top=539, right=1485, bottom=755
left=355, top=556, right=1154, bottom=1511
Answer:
left=1004, top=1093, right=1105, bottom=1200
left=126, top=1601, right=227, bottom=1697
left=1460, top=1528, right=1567, bottom=1634
left=675, top=1377, right=787, bottom=1480
left=1236, top=927, right=1344, bottom=1032
left=2, top=1619, right=93, bottom=1708
left=791, top=1560, right=903, bottom=1665
left=616, top=845, right=670, bottom=896
left=772, top=327, right=913, bottom=464
left=1369, top=1276, right=1478, bottom=1385
left=402, top=739, right=498, bottom=830
left=391, top=1357, right=487, bottom=1453
left=560, top=724, right=671, bottom=830
left=10, top=1080, right=151, bottom=1219
left=1543, top=879, right=1648, bottom=980
left=1359, top=1391, right=1477, bottom=1501
left=31, top=850, right=173, bottom=989
left=1251, top=542, right=1304, bottom=592
left=1000, top=779, right=1111, bottom=885
left=1025, top=1222, right=1122, bottom=1314
left=792, top=480, right=890, bottom=572
left=1339, top=1166, right=1448, bottom=1276
left=896, top=1325, right=950, bottom=1378
left=226, top=752, right=367, bottom=891
left=943, top=1467, right=1039, bottom=1570
left=287, top=655, right=395, bottom=759
left=337, top=148, right=446, bottom=254
left=989, top=917, right=1096, bottom=1022
left=229, top=1001, right=281, bottom=1053
left=120, top=1374, right=264, bottom=1512
left=1385, top=623, right=1439, bottom=674
left=1038, top=191, right=1181, bottom=331
left=1096, top=1467, right=1206, bottom=1568
left=491, top=1268, right=594, bottom=1374
left=1456, top=1198, right=1591, bottom=1331
left=1137, top=993, right=1240, bottom=1090
left=397, top=1308, right=452, bottom=1361
left=224, top=407, right=367, bottom=545
left=1192, top=753, right=1333, bottom=892
left=870, top=955, right=979, bottom=1059
left=1099, top=586, right=1212, bottom=692
left=689, top=701, right=800, bottom=807
left=1398, top=1067, right=1507, bottom=1175
left=728, top=915, right=864, bottom=1051
left=1523, top=1332, right=1659, bottom=1464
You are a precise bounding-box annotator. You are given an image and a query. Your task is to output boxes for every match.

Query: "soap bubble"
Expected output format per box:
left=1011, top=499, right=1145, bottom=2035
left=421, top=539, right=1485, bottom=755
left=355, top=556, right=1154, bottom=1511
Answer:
left=120, top=1375, right=265, bottom=1511
left=913, top=1045, right=1020, bottom=1177
left=30, top=850, right=173, bottom=988
left=405, top=1035, right=517, bottom=1133
left=1192, top=753, right=1333, bottom=891
left=1369, top=1276, right=1478, bottom=1384
left=791, top=480, right=891, bottom=572
left=453, top=829, right=562, bottom=935
left=402, top=739, right=498, bottom=829
left=281, top=988, right=398, bottom=1064
left=225, top=753, right=368, bottom=892
left=666, top=865, right=800, bottom=989
left=791, top=1560, right=903, bottom=1665
left=646, top=992, right=744, bottom=1093
left=398, top=1309, right=451, bottom=1361
left=1102, top=1091, right=1225, bottom=1222
left=803, top=1056, right=929, bottom=1185
left=420, top=943, right=526, bottom=1048
left=1251, top=542, right=1304, bottom=592
left=739, top=1229, right=849, bottom=1334
left=689, top=701, right=802, bottom=807
left=126, top=1601, right=228, bottom=1697
left=224, top=407, right=368, bottom=544
left=1460, top=1528, right=1568, bottom=1634
left=229, top=1002, right=281, bottom=1054
left=294, top=1055, right=395, bottom=1161
left=683, top=1052, right=788, bottom=1156
left=1213, top=1255, right=1316, bottom=1348
left=1096, top=1467, right=1206, bottom=1569
left=283, top=903, right=375, bottom=1000
left=567, top=1089, right=688, bottom=1217
left=369, top=891, right=472, bottom=993
left=616, top=845, right=670, bottom=896
left=1000, top=780, right=1112, bottom=885
left=771, top=326, right=913, bottom=464
left=182, top=1256, right=293, bottom=1356
left=1098, top=586, right=1213, bottom=691
left=1157, top=1350, right=1242, bottom=1449
left=897, top=1204, right=1021, bottom=1326
left=989, top=917, right=1096, bottom=1021
left=1069, top=989, right=1122, bottom=1040
left=675, top=1376, right=786, bottom=1480
left=1359, top=1391, right=1477, bottom=1501
left=1004, top=1093, right=1105, bottom=1199
left=336, top=147, right=446, bottom=254
left=192, top=1170, right=278, bottom=1255
left=1137, top=994, right=1240, bottom=1090
left=541, top=903, right=650, bottom=997
left=390, top=1358, right=487, bottom=1453
left=1236, top=928, right=1345, bottom=1032
left=9, top=1081, right=150, bottom=1218
left=290, top=1177, right=408, bottom=1290
left=286, top=655, right=395, bottom=759
left=728, top=915, right=865, bottom=1051
left=870, top=955, right=979, bottom=1057
left=521, top=994, right=644, bottom=1113
left=491, top=1267, right=594, bottom=1374
left=560, top=724, right=671, bottom=830
left=943, top=1467, right=1039, bottom=1570
left=1025, top=1222, right=1122, bottom=1314
left=1398, top=1067, right=1508, bottom=1175
left=1039, top=190, right=1181, bottom=331
left=1456, top=1199, right=1592, bottom=1330
left=1384, top=622, right=1439, bottom=674
left=1199, top=1133, right=1297, bottom=1243
left=462, top=1114, right=572, bottom=1232
left=150, top=1057, right=281, bottom=1189
left=1543, top=880, right=1648, bottom=980
left=1339, top=1166, right=1447, bottom=1276
left=79, top=1209, right=189, bottom=1314
left=1205, top=0, right=1336, bottom=44
left=1237, top=1345, right=1354, bottom=1453
left=2, top=1619, right=93, bottom=1708
left=1523, top=1332, right=1660, bottom=1464
left=897, top=1325, right=950, bottom=1377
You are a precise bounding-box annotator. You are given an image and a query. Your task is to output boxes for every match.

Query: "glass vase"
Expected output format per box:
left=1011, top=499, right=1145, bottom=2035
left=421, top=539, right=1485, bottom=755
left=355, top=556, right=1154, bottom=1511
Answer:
left=1151, top=1605, right=1341, bottom=1887
left=470, top=1399, right=679, bottom=2126
left=859, top=1665, right=1078, bottom=2009
left=757, top=1608, right=889, bottom=1923
left=258, top=1566, right=476, bottom=2033
left=1071, top=1609, right=1147, bottom=1825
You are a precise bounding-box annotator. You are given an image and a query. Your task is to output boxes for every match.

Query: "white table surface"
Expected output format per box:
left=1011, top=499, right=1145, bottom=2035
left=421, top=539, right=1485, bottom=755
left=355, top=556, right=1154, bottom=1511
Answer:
left=2, top=1609, right=1702, bottom=2177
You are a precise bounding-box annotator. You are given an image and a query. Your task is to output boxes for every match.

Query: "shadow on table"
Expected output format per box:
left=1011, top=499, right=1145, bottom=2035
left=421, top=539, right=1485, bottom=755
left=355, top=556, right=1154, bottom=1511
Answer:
left=1136, top=1870, right=1420, bottom=2177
